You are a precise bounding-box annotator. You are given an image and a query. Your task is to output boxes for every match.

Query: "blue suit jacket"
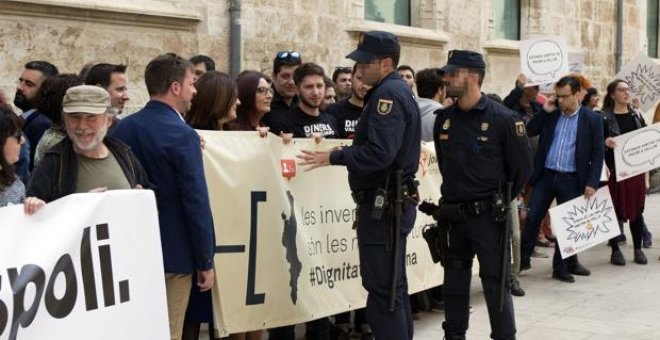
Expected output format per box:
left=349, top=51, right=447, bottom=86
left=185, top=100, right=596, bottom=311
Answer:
left=526, top=106, right=604, bottom=191
left=113, top=100, right=215, bottom=274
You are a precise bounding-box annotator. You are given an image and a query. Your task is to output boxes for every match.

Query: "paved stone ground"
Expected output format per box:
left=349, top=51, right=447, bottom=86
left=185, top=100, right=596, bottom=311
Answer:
left=414, top=193, right=660, bottom=340
left=206, top=194, right=660, bottom=339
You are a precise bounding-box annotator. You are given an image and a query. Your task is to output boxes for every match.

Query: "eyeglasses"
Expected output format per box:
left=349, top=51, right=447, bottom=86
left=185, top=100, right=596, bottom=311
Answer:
left=615, top=87, right=630, bottom=92
left=256, top=87, right=274, bottom=95
left=276, top=51, right=301, bottom=62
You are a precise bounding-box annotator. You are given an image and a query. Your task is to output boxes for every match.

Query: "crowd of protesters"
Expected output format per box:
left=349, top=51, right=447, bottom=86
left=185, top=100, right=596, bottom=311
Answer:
left=1, top=41, right=659, bottom=340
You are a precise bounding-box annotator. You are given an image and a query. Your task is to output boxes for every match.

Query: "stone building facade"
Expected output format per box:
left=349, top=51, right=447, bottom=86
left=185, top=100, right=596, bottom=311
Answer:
left=0, top=0, right=652, bottom=113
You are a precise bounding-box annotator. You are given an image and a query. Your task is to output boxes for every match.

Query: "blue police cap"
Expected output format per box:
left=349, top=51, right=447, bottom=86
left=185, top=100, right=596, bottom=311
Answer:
left=346, top=31, right=400, bottom=63
left=443, top=49, right=486, bottom=72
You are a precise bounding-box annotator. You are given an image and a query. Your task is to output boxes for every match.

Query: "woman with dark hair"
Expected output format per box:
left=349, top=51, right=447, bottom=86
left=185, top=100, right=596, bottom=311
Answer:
left=228, top=70, right=272, bottom=133
left=0, top=107, right=44, bottom=213
left=33, top=73, right=82, bottom=164
left=186, top=70, right=239, bottom=131
left=601, top=79, right=648, bottom=265
left=182, top=70, right=238, bottom=340
left=582, top=87, right=600, bottom=111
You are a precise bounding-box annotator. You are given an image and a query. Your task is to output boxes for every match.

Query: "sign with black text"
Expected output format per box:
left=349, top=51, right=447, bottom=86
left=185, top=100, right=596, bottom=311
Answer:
left=0, top=191, right=168, bottom=340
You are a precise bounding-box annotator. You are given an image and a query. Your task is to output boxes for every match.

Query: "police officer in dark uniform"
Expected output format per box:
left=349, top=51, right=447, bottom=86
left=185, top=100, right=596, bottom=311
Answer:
left=432, top=50, right=532, bottom=340
left=297, top=31, right=421, bottom=340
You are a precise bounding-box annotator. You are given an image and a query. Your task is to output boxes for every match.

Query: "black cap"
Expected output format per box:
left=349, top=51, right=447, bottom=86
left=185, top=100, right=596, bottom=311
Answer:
left=346, top=31, right=400, bottom=63
left=443, top=50, right=486, bottom=72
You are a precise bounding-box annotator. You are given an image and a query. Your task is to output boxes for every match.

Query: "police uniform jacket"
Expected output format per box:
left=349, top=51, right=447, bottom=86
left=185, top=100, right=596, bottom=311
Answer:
left=433, top=95, right=532, bottom=202
left=329, top=72, right=421, bottom=191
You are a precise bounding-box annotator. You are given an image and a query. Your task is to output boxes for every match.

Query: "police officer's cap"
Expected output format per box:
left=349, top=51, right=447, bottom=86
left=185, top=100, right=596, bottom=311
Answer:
left=443, top=50, right=486, bottom=72
left=346, top=31, right=400, bottom=63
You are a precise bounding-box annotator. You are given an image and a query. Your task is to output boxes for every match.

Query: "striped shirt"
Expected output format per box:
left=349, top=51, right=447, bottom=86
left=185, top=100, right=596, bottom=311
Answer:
left=545, top=107, right=580, bottom=172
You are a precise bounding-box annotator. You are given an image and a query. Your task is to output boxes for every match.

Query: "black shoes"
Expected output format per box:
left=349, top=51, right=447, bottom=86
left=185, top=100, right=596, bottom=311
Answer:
left=611, top=249, right=626, bottom=266
left=552, top=271, right=575, bottom=283
left=510, top=279, right=525, bottom=296
left=567, top=262, right=591, bottom=276
left=520, top=261, right=531, bottom=271
left=633, top=249, right=648, bottom=264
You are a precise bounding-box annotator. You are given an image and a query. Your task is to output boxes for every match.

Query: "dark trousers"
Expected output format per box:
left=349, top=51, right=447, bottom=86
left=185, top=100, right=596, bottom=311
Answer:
left=609, top=212, right=645, bottom=249
left=268, top=318, right=330, bottom=340
left=334, top=308, right=368, bottom=329
left=441, top=208, right=516, bottom=340
left=521, top=169, right=583, bottom=273
left=356, top=200, right=416, bottom=340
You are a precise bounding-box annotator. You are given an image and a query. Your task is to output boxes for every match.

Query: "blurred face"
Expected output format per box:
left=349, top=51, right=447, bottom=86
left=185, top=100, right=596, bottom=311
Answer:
left=255, top=78, right=273, bottom=115
left=320, top=87, right=336, bottom=111
left=611, top=82, right=630, bottom=106
left=443, top=68, right=470, bottom=98
left=193, top=63, right=207, bottom=82
left=522, top=85, right=540, bottom=99
left=556, top=84, right=579, bottom=113
left=398, top=69, right=415, bottom=90
left=588, top=94, right=600, bottom=109
left=107, top=72, right=129, bottom=113
left=297, top=74, right=325, bottom=110
left=64, top=112, right=112, bottom=156
left=335, top=72, right=352, bottom=96
left=3, top=130, right=23, bottom=165
left=357, top=60, right=383, bottom=86
left=351, top=69, right=370, bottom=101
left=273, top=65, right=299, bottom=99
left=175, top=69, right=197, bottom=114
left=14, top=69, right=46, bottom=111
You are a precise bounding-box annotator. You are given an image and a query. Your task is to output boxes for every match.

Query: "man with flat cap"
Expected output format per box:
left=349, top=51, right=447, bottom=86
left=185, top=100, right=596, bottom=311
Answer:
left=298, top=31, right=421, bottom=340
left=431, top=50, right=532, bottom=340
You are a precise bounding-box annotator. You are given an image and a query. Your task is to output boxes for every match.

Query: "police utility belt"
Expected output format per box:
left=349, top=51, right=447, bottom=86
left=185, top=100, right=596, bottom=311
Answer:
left=350, top=176, right=419, bottom=221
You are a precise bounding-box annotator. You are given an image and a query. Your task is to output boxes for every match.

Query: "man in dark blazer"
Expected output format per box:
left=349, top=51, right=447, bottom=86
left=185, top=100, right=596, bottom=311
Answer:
left=520, top=75, right=604, bottom=283
left=113, top=53, right=215, bottom=340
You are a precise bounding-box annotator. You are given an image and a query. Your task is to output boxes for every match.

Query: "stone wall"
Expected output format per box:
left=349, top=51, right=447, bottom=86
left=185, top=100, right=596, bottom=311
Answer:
left=0, top=0, right=651, bottom=112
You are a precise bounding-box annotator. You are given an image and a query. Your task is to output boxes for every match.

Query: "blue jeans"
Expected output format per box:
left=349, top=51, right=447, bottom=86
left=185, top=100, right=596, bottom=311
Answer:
left=521, top=169, right=583, bottom=273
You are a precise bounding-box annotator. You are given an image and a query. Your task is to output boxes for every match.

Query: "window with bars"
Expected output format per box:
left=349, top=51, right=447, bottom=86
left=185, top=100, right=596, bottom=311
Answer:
left=494, top=0, right=521, bottom=40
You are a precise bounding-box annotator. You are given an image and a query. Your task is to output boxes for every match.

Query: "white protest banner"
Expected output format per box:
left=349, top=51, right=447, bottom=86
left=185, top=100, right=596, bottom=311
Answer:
left=613, top=122, right=660, bottom=182
left=549, top=186, right=619, bottom=259
left=0, top=190, right=169, bottom=340
left=520, top=36, right=569, bottom=86
left=199, top=131, right=444, bottom=336
left=614, top=51, right=660, bottom=113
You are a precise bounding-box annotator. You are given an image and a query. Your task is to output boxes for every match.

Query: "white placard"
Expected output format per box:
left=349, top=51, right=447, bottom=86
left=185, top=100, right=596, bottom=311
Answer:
left=0, top=190, right=169, bottom=340
left=520, top=37, right=570, bottom=86
left=568, top=52, right=584, bottom=73
left=613, top=123, right=660, bottom=182
left=614, top=51, right=660, bottom=113
left=549, top=186, right=620, bottom=259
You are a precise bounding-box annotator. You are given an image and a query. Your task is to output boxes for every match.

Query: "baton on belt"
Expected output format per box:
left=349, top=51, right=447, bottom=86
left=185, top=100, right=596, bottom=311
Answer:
left=499, top=182, right=513, bottom=312
left=389, top=170, right=403, bottom=312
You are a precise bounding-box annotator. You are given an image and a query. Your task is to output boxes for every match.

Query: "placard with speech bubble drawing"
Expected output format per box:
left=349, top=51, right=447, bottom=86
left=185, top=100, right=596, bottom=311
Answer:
left=519, top=37, right=570, bottom=87
left=549, top=186, right=619, bottom=259
left=613, top=122, right=660, bottom=182
left=614, top=51, right=660, bottom=113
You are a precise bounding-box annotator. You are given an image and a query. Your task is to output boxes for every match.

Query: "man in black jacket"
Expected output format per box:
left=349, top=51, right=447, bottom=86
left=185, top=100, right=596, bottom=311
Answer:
left=27, top=85, right=149, bottom=202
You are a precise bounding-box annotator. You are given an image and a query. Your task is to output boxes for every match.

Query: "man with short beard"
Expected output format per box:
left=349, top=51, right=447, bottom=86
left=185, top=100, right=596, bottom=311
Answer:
left=14, top=60, right=59, bottom=169
left=27, top=85, right=149, bottom=202
left=325, top=64, right=371, bottom=139
left=272, top=62, right=339, bottom=139
left=332, top=66, right=353, bottom=101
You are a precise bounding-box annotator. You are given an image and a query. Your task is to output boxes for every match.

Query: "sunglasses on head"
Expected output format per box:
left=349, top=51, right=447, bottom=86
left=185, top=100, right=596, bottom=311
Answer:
left=276, top=51, right=301, bottom=62
left=335, top=66, right=352, bottom=73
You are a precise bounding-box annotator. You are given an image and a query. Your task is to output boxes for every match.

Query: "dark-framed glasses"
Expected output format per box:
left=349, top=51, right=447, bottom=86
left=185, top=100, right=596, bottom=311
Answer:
left=256, top=87, right=274, bottom=95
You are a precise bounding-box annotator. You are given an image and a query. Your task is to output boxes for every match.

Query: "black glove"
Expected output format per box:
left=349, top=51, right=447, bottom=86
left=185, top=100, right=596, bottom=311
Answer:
left=418, top=201, right=439, bottom=217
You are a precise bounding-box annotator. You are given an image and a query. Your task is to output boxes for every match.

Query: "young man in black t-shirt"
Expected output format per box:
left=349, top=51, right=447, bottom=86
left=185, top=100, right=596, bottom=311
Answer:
left=271, top=62, right=339, bottom=139
left=324, top=64, right=371, bottom=139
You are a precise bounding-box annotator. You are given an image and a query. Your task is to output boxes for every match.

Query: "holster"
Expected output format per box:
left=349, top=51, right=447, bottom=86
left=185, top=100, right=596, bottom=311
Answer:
left=422, top=220, right=450, bottom=266
left=434, top=202, right=468, bottom=222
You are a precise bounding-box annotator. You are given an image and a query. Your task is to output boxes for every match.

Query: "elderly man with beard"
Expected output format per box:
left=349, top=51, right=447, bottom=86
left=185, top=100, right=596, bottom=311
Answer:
left=27, top=85, right=149, bottom=202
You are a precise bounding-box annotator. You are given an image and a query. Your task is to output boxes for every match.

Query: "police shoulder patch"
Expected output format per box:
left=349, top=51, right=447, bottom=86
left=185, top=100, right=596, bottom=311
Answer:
left=515, top=121, right=526, bottom=136
left=377, top=98, right=394, bottom=115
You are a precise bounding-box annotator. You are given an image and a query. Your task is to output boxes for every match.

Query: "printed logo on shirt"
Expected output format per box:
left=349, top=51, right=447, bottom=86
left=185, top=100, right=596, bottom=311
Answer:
left=515, top=121, right=526, bottom=136
left=442, top=118, right=451, bottom=130
left=303, top=124, right=336, bottom=137
left=344, top=120, right=358, bottom=133
left=481, top=122, right=489, bottom=131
